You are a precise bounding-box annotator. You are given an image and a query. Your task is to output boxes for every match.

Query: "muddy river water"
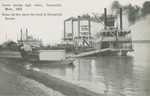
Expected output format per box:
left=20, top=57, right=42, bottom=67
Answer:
left=40, top=43, right=150, bottom=96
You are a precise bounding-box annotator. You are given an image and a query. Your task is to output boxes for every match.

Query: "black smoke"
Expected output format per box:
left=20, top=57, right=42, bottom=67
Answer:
left=124, top=4, right=141, bottom=24
left=111, top=1, right=122, bottom=12
left=111, top=1, right=150, bottom=25
left=142, top=1, right=150, bottom=17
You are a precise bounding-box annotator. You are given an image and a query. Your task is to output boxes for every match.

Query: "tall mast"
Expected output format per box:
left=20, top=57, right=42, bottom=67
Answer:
left=104, top=8, right=107, bottom=29
left=120, top=8, right=122, bottom=31
left=20, top=29, right=22, bottom=41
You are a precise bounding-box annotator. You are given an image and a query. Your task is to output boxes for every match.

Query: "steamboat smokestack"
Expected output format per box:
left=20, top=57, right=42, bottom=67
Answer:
left=120, top=8, right=122, bottom=30
left=64, top=21, right=66, bottom=38
left=20, top=29, right=22, bottom=41
left=88, top=15, right=91, bottom=35
left=78, top=16, right=81, bottom=36
left=26, top=29, right=28, bottom=40
left=104, top=8, right=107, bottom=28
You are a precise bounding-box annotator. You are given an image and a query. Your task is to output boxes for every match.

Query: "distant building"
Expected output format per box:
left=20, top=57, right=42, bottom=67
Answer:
left=62, top=15, right=103, bottom=46
left=3, top=40, right=17, bottom=49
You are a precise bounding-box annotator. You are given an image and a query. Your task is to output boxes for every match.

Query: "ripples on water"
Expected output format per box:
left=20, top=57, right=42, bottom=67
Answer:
left=40, top=43, right=150, bottom=96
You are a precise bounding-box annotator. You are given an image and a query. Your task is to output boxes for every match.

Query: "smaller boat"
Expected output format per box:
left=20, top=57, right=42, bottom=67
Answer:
left=21, top=50, right=76, bottom=65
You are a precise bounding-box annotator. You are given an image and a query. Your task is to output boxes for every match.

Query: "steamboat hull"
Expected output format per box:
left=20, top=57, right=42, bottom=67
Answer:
left=99, top=49, right=132, bottom=56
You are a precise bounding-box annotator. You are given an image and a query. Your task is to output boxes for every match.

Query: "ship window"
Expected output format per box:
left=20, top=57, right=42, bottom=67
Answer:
left=111, top=32, right=114, bottom=37
left=86, top=37, right=89, bottom=39
left=69, top=38, right=72, bottom=40
left=115, top=31, right=117, bottom=36
left=120, top=32, right=123, bottom=36
left=123, top=32, right=125, bottom=36
left=107, top=32, right=110, bottom=37
left=128, top=31, right=131, bottom=33
left=103, top=32, right=106, bottom=37
left=124, top=31, right=127, bottom=36
left=64, top=38, right=73, bottom=40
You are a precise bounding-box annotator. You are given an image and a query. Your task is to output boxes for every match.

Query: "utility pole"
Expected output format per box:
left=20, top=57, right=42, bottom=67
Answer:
left=5, top=33, right=7, bottom=41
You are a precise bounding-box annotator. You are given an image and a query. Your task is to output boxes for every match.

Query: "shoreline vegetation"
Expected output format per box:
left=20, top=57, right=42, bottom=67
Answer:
left=0, top=57, right=103, bottom=96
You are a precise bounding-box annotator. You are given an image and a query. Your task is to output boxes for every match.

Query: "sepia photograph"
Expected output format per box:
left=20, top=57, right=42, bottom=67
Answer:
left=0, top=0, right=150, bottom=96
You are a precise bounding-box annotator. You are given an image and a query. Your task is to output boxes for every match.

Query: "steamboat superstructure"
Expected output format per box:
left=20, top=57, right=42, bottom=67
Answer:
left=62, top=15, right=102, bottom=47
left=93, top=8, right=133, bottom=56
left=63, top=8, right=133, bottom=56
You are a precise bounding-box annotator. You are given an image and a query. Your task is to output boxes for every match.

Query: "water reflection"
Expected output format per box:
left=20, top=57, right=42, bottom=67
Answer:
left=40, top=43, right=150, bottom=96
left=96, top=56, right=134, bottom=96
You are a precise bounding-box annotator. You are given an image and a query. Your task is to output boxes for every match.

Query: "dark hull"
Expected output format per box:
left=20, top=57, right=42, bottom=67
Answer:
left=100, top=50, right=128, bottom=56
left=29, top=58, right=76, bottom=65
left=21, top=53, right=76, bottom=65
left=74, top=50, right=128, bottom=57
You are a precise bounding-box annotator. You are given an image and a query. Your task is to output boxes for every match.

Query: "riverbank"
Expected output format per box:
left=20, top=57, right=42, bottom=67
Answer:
left=0, top=58, right=65, bottom=96
left=0, top=58, right=103, bottom=96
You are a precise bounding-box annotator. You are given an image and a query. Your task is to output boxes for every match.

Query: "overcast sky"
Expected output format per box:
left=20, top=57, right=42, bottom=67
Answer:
left=0, top=0, right=149, bottom=45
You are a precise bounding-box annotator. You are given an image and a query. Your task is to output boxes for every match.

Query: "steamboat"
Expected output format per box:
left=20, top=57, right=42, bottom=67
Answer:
left=93, top=8, right=134, bottom=56
left=67, top=8, right=134, bottom=57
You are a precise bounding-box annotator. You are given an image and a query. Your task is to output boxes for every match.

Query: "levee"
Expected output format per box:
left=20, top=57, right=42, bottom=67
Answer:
left=0, top=51, right=22, bottom=59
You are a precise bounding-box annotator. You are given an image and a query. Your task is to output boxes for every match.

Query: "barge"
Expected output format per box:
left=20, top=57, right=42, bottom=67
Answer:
left=21, top=50, right=76, bottom=65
